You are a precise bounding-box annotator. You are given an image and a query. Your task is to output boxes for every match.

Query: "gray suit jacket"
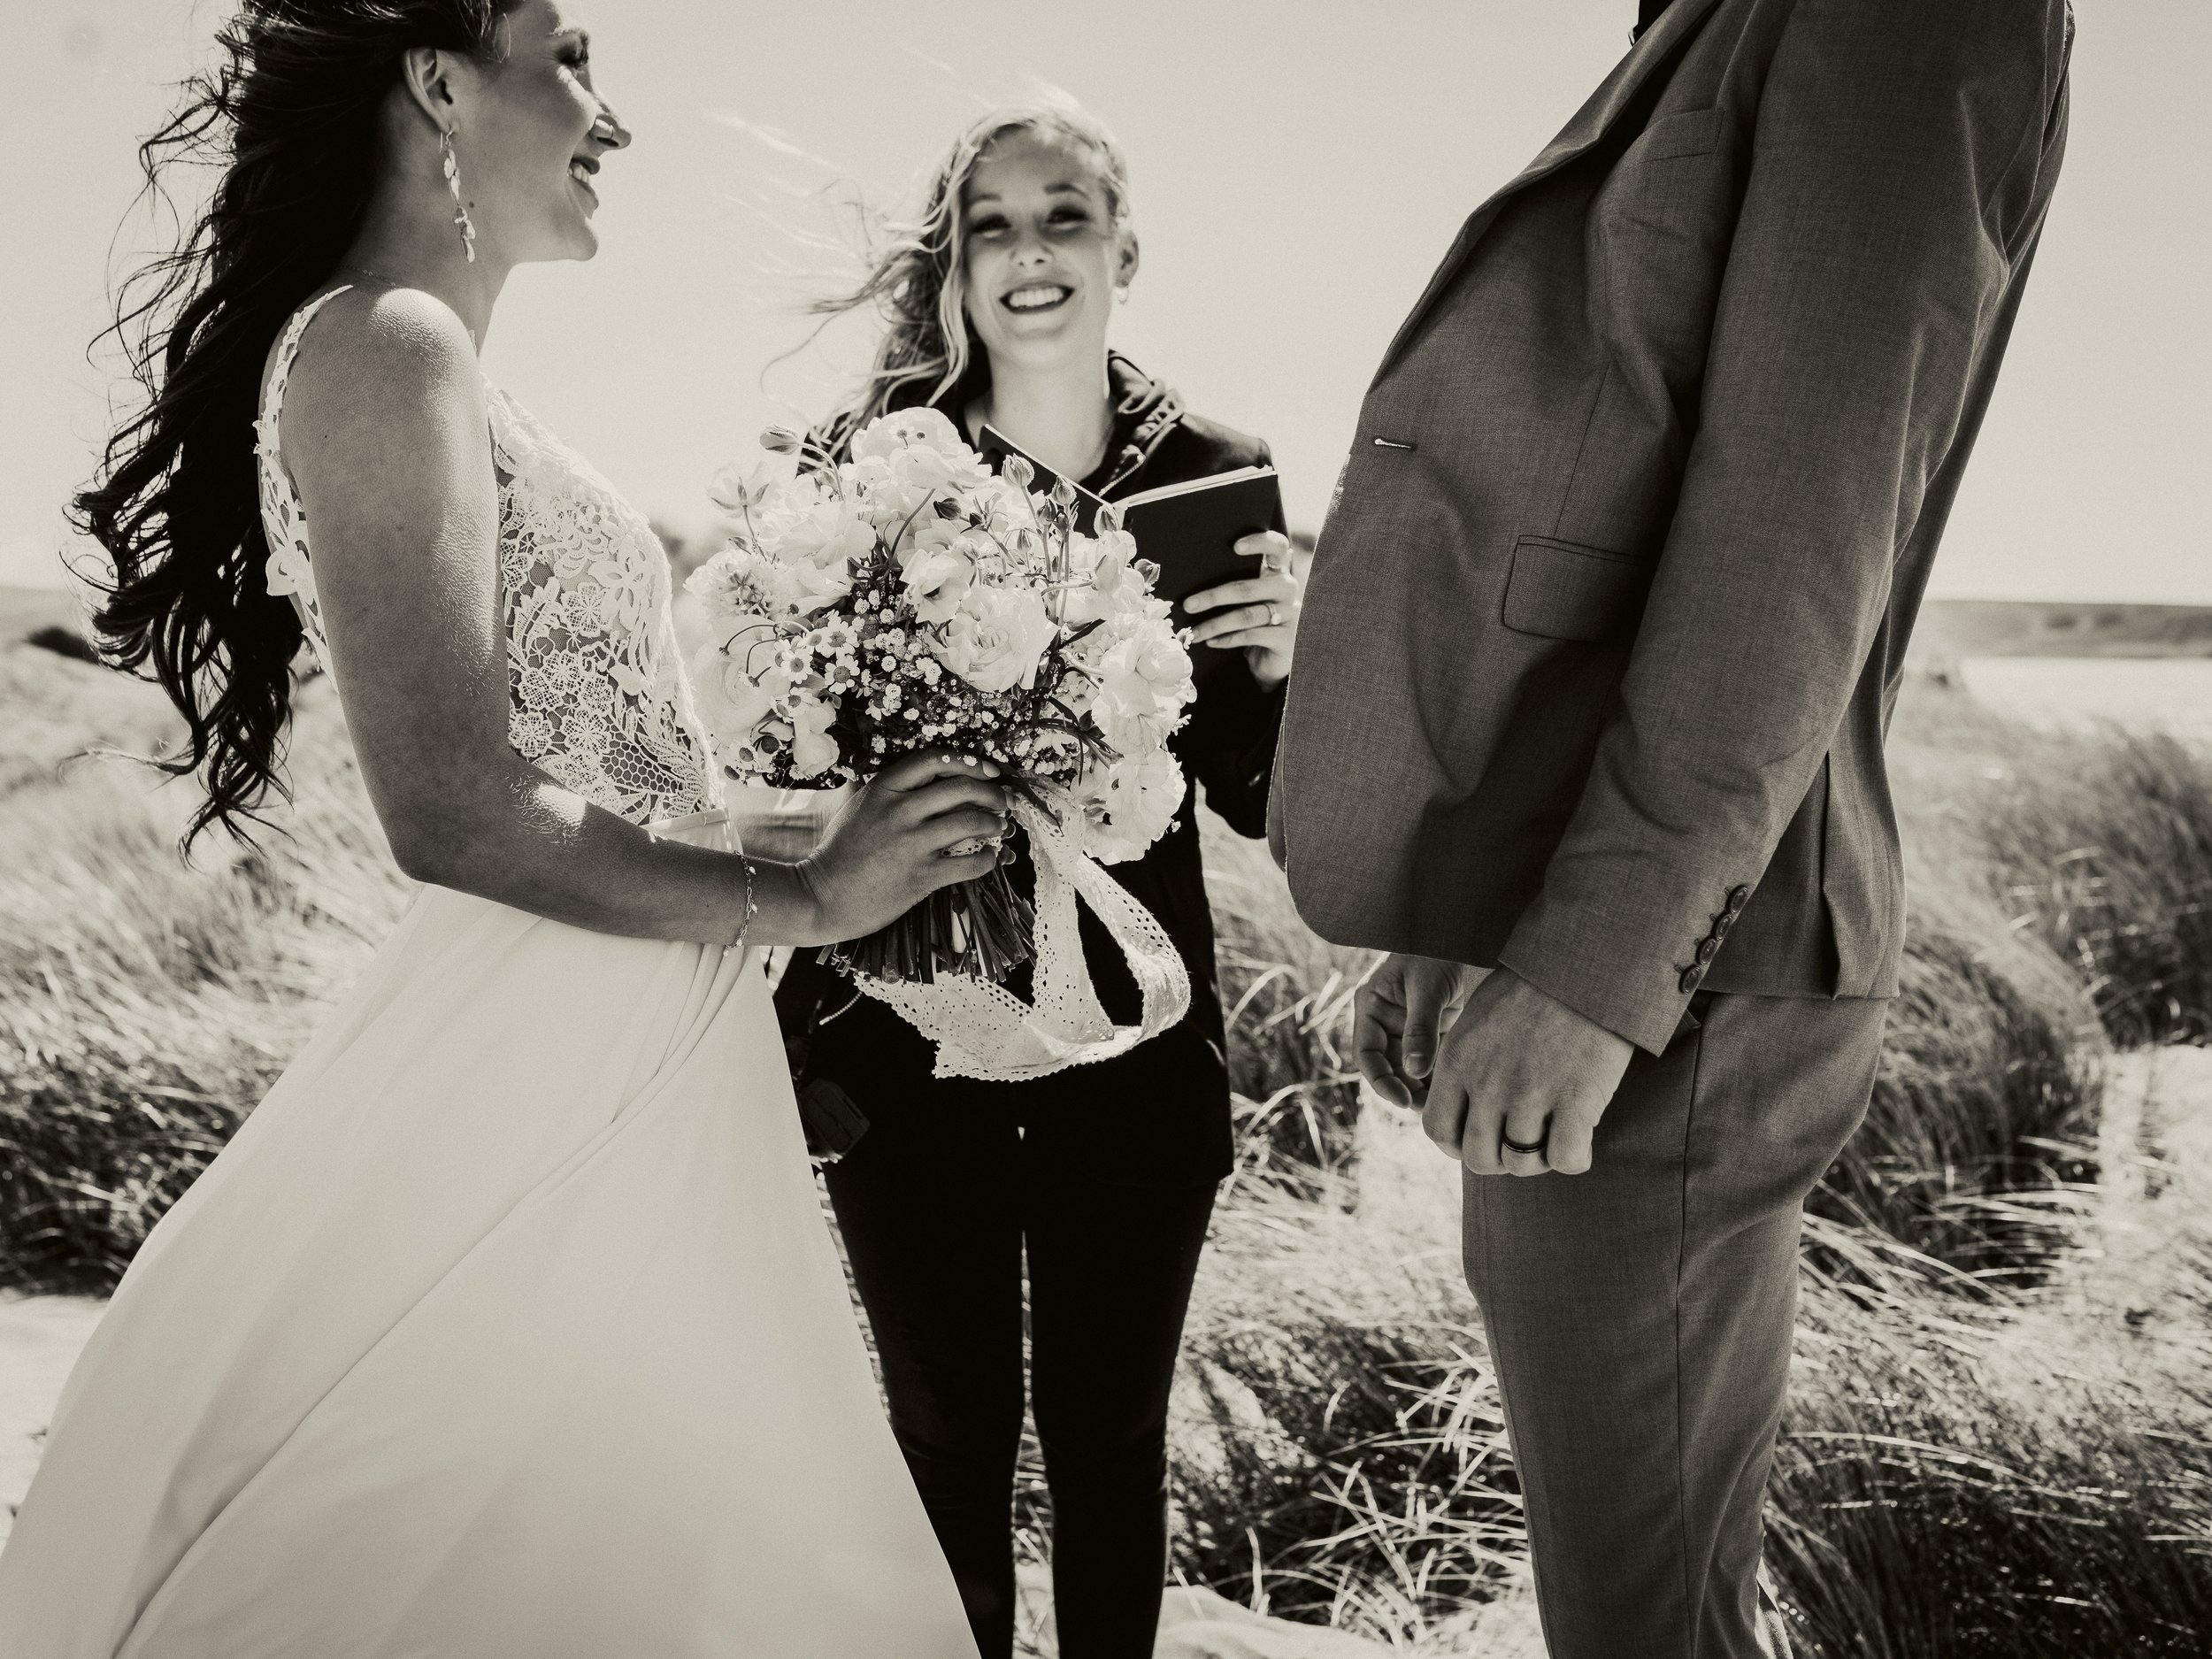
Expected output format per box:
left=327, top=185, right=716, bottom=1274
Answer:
left=1271, top=0, right=2072, bottom=1054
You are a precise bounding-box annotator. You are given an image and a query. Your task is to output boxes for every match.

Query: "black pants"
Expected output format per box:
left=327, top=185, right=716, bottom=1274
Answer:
left=824, top=1116, right=1217, bottom=1659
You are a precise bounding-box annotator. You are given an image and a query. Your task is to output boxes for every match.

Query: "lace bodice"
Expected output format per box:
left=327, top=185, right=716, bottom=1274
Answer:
left=255, top=288, right=718, bottom=827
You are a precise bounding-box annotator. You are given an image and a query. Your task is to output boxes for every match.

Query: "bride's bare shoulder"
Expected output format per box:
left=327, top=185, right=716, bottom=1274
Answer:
left=280, top=284, right=487, bottom=465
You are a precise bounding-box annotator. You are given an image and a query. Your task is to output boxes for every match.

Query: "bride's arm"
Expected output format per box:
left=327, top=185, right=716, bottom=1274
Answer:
left=280, top=287, right=1002, bottom=948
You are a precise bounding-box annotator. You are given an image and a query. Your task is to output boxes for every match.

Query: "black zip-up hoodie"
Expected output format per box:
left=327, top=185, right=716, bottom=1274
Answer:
left=776, top=354, right=1286, bottom=1187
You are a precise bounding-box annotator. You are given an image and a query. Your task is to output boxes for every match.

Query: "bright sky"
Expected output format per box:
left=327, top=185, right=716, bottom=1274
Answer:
left=7, top=0, right=2206, bottom=602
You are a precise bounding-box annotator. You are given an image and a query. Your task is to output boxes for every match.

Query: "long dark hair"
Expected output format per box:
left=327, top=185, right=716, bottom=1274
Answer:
left=74, top=0, right=520, bottom=848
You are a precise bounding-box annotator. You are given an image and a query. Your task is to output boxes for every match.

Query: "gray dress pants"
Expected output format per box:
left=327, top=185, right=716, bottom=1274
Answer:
left=1463, top=990, right=1888, bottom=1659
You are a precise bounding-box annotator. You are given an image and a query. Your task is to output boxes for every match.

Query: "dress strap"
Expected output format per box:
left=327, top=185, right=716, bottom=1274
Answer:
left=256, top=285, right=353, bottom=669
left=255, top=285, right=353, bottom=455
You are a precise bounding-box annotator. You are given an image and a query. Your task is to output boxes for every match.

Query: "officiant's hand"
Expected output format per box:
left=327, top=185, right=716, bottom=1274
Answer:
left=1183, top=532, right=1301, bottom=688
left=1425, top=969, right=1634, bottom=1177
left=1355, top=952, right=1486, bottom=1109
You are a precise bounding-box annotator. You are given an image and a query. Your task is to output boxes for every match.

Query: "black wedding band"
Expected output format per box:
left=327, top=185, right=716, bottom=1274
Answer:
left=1501, top=1132, right=1548, bottom=1156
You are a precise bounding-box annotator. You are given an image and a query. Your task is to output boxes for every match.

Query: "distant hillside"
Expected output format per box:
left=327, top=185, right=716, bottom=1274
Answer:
left=1916, top=599, right=2212, bottom=660
left=0, top=585, right=178, bottom=800
left=0, top=585, right=85, bottom=644
left=19, top=584, right=2212, bottom=675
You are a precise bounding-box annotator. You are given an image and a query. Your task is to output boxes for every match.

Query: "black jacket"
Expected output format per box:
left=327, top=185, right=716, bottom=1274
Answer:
left=777, top=356, right=1285, bottom=1187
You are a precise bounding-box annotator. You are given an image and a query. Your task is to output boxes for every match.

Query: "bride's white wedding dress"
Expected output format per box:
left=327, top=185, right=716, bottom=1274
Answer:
left=0, top=288, right=978, bottom=1659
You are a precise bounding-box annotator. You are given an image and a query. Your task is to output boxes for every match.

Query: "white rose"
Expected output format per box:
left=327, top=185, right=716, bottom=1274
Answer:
left=1079, top=749, right=1187, bottom=864
left=785, top=695, right=842, bottom=780
left=933, top=585, right=1058, bottom=695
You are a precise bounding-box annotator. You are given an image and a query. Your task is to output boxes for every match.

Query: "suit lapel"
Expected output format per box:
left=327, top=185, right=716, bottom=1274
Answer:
left=1374, top=0, right=1727, bottom=380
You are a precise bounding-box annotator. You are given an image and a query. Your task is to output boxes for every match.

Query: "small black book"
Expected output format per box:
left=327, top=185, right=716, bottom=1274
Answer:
left=976, top=424, right=1109, bottom=534
left=978, top=425, right=1283, bottom=628
left=1115, top=467, right=1284, bottom=630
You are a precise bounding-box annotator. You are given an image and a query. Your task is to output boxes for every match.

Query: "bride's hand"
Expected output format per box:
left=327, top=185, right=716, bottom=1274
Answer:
left=794, top=752, right=1010, bottom=943
left=1183, top=532, right=1302, bottom=688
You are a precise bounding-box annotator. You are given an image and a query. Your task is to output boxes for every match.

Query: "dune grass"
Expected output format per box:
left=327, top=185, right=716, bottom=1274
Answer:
left=1137, top=692, right=2212, bottom=1651
left=0, top=663, right=406, bottom=1292
left=4, top=625, right=2211, bottom=1650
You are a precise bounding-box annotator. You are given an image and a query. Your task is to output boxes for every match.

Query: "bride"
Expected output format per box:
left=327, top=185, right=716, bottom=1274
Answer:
left=0, top=3, right=986, bottom=1655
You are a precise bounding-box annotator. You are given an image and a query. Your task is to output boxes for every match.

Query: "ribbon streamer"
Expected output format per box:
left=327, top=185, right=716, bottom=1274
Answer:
left=853, top=787, right=1191, bottom=1081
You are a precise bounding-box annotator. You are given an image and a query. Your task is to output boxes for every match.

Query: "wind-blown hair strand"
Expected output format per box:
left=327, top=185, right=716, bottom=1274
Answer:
left=73, top=0, right=520, bottom=849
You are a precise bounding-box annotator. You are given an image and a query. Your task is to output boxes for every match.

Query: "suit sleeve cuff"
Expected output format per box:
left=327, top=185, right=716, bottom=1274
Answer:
left=1497, top=872, right=1755, bottom=1056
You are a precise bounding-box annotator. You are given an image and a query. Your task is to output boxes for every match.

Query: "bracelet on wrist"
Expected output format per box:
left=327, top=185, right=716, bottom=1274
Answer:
left=729, top=855, right=758, bottom=950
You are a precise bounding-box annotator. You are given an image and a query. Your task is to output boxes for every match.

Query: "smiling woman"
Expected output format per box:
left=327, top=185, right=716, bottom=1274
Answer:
left=814, top=104, right=1137, bottom=460
left=786, top=105, right=1302, bottom=1659
left=0, top=3, right=995, bottom=1654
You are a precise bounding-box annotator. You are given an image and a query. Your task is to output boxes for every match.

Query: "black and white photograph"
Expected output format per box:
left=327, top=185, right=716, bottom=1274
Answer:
left=1, top=1, right=2205, bottom=1654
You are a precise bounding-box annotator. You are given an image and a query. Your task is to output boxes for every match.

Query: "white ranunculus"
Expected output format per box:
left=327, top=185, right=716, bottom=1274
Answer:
left=787, top=556, right=855, bottom=616
left=689, top=638, right=783, bottom=757
left=1096, top=695, right=1175, bottom=764
left=1098, top=629, right=1194, bottom=719
left=687, top=548, right=806, bottom=626
left=900, top=542, right=977, bottom=627
left=856, top=473, right=941, bottom=543
left=779, top=499, right=876, bottom=573
left=851, top=406, right=969, bottom=463
left=893, top=442, right=991, bottom=495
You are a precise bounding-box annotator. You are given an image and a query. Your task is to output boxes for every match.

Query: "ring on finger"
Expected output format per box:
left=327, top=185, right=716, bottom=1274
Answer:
left=1501, top=1131, right=1547, bottom=1156
left=1265, top=601, right=1281, bottom=627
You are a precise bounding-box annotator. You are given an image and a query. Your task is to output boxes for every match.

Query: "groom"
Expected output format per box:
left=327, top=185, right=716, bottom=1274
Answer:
left=1273, top=1, right=2071, bottom=1654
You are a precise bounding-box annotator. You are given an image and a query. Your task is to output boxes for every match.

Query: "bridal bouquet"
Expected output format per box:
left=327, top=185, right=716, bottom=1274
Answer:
left=686, top=408, right=1196, bottom=1074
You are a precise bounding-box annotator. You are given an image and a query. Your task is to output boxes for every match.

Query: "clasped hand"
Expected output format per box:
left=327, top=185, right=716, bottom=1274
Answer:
left=1353, top=954, right=1634, bottom=1177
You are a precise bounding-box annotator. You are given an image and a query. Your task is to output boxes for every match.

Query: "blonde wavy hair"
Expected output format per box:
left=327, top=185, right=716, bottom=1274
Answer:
left=816, top=104, right=1133, bottom=454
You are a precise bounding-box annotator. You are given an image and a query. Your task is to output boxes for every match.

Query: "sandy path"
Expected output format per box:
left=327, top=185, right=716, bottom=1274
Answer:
left=0, top=1294, right=105, bottom=1544
left=0, top=1284, right=1539, bottom=1653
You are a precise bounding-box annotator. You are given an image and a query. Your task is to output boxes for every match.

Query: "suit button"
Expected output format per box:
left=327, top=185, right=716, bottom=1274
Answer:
left=1726, top=885, right=1750, bottom=914
left=1715, top=913, right=1734, bottom=936
left=1696, top=938, right=1719, bottom=964
left=1678, top=967, right=1701, bottom=994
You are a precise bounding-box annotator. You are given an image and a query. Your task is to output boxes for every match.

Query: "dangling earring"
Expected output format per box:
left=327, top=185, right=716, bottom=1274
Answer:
left=441, top=127, right=478, bottom=264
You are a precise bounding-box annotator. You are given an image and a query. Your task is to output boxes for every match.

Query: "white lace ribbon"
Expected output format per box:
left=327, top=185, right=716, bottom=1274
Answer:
left=853, top=787, right=1191, bottom=1082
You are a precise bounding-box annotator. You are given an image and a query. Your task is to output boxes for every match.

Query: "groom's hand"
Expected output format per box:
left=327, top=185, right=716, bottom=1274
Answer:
left=1425, top=969, right=1634, bottom=1177
left=1354, top=953, right=1484, bottom=1109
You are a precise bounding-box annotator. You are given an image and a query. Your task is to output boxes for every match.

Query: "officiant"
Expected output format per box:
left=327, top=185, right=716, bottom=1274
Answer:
left=776, top=104, right=1301, bottom=1659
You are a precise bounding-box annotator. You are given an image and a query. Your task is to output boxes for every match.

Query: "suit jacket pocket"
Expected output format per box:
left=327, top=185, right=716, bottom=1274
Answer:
left=1501, top=537, right=1649, bottom=641
left=1638, top=105, right=1723, bottom=162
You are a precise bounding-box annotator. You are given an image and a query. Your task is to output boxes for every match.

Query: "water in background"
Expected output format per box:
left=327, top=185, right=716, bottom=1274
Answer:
left=1960, top=657, right=2212, bottom=742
